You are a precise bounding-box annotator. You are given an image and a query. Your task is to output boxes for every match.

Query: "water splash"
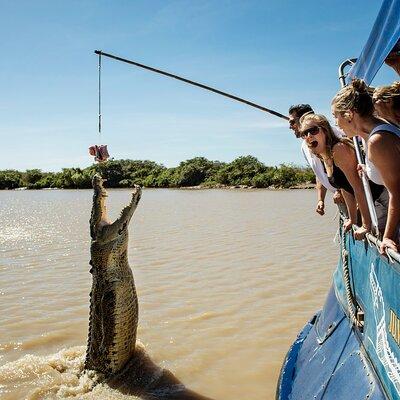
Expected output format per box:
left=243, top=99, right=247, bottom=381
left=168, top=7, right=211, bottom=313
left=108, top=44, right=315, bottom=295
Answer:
left=0, top=343, right=212, bottom=400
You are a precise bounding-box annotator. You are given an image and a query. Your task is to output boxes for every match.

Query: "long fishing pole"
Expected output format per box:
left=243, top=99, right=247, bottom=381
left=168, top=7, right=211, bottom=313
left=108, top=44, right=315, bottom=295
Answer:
left=94, top=50, right=288, bottom=121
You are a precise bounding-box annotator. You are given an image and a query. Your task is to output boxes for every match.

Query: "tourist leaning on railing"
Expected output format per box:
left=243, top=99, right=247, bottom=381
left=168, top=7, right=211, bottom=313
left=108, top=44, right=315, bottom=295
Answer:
left=373, top=81, right=400, bottom=126
left=332, top=79, right=400, bottom=254
left=299, top=113, right=384, bottom=241
left=288, top=104, right=344, bottom=217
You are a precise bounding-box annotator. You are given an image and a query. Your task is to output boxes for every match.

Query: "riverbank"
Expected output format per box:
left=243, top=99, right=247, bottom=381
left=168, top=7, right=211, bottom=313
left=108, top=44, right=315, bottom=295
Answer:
left=0, top=156, right=315, bottom=190
left=178, top=182, right=316, bottom=190
left=8, top=183, right=316, bottom=191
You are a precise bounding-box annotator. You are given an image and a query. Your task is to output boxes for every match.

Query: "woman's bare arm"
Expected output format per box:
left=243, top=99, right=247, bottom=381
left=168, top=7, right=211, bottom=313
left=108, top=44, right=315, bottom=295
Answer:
left=334, top=142, right=372, bottom=239
left=315, top=178, right=326, bottom=215
left=369, top=133, right=400, bottom=252
left=341, top=189, right=358, bottom=230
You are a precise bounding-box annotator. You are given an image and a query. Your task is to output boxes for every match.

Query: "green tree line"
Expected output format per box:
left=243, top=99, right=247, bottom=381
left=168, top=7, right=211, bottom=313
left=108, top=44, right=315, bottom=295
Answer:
left=0, top=156, right=315, bottom=190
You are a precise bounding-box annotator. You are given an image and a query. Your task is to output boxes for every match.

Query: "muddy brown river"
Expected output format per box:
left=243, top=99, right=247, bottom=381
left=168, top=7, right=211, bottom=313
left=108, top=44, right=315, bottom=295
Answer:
left=0, top=188, right=339, bottom=399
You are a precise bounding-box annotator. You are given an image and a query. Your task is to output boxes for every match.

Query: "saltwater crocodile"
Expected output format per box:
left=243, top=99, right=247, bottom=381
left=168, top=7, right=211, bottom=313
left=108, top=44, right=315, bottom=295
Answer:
left=85, top=175, right=214, bottom=399
left=85, top=174, right=141, bottom=375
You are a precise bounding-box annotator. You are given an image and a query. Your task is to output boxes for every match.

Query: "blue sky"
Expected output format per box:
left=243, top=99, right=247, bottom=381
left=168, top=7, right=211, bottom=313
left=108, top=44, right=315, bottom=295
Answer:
left=0, top=0, right=398, bottom=171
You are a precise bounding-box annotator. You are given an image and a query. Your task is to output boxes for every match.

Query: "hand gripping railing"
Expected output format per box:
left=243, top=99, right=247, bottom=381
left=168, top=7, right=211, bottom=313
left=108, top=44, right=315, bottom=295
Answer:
left=365, top=231, right=400, bottom=264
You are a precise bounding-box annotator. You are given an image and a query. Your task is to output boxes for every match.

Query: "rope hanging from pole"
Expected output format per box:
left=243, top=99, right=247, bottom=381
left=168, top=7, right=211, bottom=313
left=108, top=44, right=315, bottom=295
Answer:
left=89, top=49, right=287, bottom=163
left=98, top=52, right=102, bottom=139
left=88, top=52, right=110, bottom=163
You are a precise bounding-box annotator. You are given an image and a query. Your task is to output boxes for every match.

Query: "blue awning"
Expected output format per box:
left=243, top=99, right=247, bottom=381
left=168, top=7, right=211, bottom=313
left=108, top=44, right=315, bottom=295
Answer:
left=348, top=0, right=400, bottom=84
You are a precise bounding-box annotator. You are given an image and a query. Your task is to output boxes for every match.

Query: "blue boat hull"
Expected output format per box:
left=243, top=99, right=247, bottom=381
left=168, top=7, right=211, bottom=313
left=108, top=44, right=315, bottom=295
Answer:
left=277, top=232, right=400, bottom=400
left=276, top=286, right=387, bottom=399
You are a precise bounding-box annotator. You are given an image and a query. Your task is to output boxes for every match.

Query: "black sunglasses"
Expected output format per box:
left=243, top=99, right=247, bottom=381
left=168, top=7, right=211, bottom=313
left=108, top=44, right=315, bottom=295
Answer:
left=300, top=126, right=320, bottom=138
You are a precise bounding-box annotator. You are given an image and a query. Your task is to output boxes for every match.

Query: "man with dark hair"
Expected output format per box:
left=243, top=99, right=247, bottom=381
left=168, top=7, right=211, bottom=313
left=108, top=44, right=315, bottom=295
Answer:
left=288, top=104, right=343, bottom=216
left=288, top=104, right=313, bottom=137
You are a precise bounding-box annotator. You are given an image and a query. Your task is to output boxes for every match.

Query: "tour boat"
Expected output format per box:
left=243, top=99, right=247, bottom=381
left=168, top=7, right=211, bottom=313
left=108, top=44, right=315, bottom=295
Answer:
left=276, top=1, right=400, bottom=399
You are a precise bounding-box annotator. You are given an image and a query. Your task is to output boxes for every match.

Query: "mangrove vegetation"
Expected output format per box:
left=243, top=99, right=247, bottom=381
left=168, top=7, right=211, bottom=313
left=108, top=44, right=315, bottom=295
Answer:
left=0, top=156, right=315, bottom=190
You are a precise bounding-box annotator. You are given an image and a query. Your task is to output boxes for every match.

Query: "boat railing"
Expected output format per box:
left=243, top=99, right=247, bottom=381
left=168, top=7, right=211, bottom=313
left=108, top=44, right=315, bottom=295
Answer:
left=336, top=216, right=400, bottom=337
left=365, top=231, right=400, bottom=263
left=337, top=210, right=400, bottom=263
left=338, top=58, right=357, bottom=87
left=346, top=217, right=400, bottom=264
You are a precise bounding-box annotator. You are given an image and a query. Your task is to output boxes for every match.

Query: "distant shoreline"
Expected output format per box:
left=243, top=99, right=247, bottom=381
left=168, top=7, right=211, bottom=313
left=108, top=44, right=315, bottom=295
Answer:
left=10, top=183, right=316, bottom=191
left=177, top=183, right=316, bottom=190
left=0, top=156, right=315, bottom=190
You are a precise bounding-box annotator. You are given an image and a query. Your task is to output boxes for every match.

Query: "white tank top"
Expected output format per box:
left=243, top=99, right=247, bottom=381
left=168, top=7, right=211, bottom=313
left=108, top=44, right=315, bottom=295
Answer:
left=365, top=123, right=400, bottom=185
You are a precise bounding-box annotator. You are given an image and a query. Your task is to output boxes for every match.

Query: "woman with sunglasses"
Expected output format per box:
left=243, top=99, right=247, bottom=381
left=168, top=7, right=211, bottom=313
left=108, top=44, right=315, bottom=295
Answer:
left=299, top=113, right=384, bottom=240
left=332, top=79, right=400, bottom=254
left=373, top=81, right=400, bottom=126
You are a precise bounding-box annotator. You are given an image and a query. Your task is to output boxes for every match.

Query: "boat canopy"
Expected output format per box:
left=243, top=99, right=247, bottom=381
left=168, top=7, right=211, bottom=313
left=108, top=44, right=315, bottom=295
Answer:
left=349, top=0, right=400, bottom=84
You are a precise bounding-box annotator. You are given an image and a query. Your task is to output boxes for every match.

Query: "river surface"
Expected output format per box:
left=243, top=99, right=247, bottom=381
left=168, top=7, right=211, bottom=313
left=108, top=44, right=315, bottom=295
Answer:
left=0, top=189, right=339, bottom=399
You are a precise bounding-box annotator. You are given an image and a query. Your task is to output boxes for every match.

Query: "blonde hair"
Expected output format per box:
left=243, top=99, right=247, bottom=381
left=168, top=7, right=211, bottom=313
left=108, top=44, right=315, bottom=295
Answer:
left=373, top=81, right=400, bottom=104
left=300, top=113, right=354, bottom=158
left=331, top=78, right=374, bottom=117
